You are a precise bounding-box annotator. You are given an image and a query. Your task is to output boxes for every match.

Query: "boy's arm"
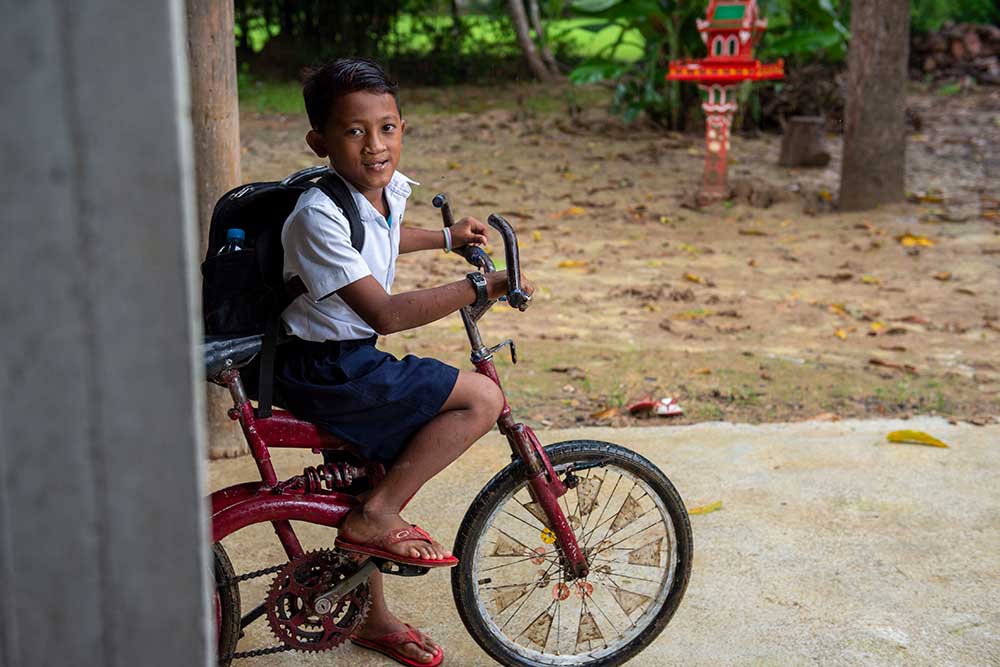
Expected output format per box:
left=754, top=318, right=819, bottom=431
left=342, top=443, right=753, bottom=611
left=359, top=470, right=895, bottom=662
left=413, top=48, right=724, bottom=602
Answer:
left=337, top=272, right=510, bottom=335
left=399, top=217, right=489, bottom=254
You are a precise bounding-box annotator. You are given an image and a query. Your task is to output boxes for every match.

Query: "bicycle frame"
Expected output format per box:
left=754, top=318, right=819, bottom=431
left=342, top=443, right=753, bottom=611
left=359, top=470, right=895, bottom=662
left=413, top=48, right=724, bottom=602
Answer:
left=209, top=217, right=588, bottom=580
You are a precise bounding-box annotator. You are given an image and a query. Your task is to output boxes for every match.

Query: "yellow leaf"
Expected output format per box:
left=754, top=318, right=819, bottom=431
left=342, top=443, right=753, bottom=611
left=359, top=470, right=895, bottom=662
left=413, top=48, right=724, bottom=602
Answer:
left=688, top=500, right=723, bottom=515
left=897, top=233, right=935, bottom=247
left=532, top=230, right=543, bottom=242
left=590, top=406, right=620, bottom=420
left=643, top=303, right=660, bottom=312
left=447, top=161, right=462, bottom=170
left=834, top=328, right=848, bottom=340
left=828, top=303, right=849, bottom=318
left=886, top=430, right=949, bottom=448
left=692, top=367, right=712, bottom=375
left=819, top=190, right=833, bottom=202
left=674, top=309, right=714, bottom=321
left=678, top=243, right=701, bottom=256
left=554, top=206, right=586, bottom=218
left=558, top=259, right=589, bottom=269
left=684, top=272, right=704, bottom=284
left=659, top=215, right=671, bottom=224
left=933, top=271, right=951, bottom=281
left=861, top=275, right=880, bottom=285
left=870, top=321, right=885, bottom=333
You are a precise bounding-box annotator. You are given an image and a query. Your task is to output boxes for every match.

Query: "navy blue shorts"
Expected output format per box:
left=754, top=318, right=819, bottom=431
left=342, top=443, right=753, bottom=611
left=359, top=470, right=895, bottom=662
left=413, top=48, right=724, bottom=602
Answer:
left=275, top=336, right=460, bottom=465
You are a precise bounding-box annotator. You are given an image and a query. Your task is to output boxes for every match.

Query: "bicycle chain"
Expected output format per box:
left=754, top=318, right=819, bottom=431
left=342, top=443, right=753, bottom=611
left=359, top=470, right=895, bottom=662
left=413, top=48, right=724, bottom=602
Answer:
left=217, top=560, right=292, bottom=663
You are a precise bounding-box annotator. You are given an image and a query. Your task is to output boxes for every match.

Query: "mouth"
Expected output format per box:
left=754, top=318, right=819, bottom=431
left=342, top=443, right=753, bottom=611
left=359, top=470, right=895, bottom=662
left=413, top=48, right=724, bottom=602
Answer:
left=362, top=158, right=391, bottom=172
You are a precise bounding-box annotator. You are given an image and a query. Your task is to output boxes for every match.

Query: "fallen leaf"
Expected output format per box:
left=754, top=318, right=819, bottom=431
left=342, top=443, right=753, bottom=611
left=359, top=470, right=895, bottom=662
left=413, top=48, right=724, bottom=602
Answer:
left=861, top=275, right=881, bottom=285
left=834, top=329, right=848, bottom=340
left=555, top=206, right=586, bottom=217
left=897, top=233, right=935, bottom=247
left=869, top=322, right=885, bottom=335
left=659, top=215, right=671, bottom=224
left=739, top=229, right=768, bottom=236
left=692, top=367, right=712, bottom=375
left=532, top=230, right=543, bottom=242
left=869, top=358, right=918, bottom=374
left=447, top=161, right=462, bottom=170
left=955, top=287, right=976, bottom=296
left=677, top=243, right=701, bottom=256
left=688, top=500, right=723, bottom=515
left=810, top=412, right=841, bottom=422
left=886, top=430, right=949, bottom=448
left=684, top=272, right=705, bottom=285
left=828, top=303, right=850, bottom=318
left=558, top=259, right=589, bottom=269
left=896, top=314, right=929, bottom=325
left=933, top=271, right=952, bottom=281
left=878, top=344, right=907, bottom=352
left=673, top=309, right=714, bottom=321
left=590, top=406, right=620, bottom=420
left=819, top=190, right=833, bottom=202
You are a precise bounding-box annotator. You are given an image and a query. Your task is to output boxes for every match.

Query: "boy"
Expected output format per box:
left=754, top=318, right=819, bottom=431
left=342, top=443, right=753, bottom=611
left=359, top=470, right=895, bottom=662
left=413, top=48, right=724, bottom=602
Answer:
left=277, top=58, right=532, bottom=665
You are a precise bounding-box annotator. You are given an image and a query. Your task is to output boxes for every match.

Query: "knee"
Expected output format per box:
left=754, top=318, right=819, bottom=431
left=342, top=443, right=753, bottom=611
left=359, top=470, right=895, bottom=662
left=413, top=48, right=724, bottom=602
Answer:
left=469, top=374, right=505, bottom=424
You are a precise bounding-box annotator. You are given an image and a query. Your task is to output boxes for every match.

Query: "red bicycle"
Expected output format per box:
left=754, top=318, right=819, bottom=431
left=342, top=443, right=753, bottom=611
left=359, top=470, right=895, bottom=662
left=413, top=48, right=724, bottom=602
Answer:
left=205, top=197, right=693, bottom=667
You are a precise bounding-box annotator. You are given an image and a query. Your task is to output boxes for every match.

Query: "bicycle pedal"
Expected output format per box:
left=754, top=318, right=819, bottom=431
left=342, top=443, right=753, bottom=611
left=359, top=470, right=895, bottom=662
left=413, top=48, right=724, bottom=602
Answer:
left=371, top=558, right=430, bottom=577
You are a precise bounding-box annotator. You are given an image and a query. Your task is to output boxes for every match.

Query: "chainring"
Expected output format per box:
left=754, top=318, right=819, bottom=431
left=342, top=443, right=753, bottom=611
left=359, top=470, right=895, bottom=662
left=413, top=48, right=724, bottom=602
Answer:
left=265, top=549, right=371, bottom=652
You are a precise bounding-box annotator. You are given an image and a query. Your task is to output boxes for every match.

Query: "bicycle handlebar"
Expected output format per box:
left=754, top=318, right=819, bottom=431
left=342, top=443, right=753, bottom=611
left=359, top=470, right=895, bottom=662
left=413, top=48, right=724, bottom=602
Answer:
left=432, top=193, right=495, bottom=275
left=486, top=214, right=530, bottom=311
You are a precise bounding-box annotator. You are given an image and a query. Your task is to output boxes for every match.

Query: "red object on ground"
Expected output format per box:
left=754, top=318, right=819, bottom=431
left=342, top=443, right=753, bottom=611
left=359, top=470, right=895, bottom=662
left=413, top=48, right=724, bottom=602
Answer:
left=667, top=0, right=784, bottom=201
left=351, top=624, right=444, bottom=667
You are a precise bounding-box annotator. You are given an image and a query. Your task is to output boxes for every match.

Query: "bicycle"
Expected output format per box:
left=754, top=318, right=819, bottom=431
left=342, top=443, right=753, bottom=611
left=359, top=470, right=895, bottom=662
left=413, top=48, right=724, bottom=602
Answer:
left=205, top=194, right=693, bottom=667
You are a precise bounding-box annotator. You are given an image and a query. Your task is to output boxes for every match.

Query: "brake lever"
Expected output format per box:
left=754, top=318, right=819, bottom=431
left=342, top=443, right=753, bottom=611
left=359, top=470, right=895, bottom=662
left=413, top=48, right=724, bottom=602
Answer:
left=486, top=214, right=530, bottom=311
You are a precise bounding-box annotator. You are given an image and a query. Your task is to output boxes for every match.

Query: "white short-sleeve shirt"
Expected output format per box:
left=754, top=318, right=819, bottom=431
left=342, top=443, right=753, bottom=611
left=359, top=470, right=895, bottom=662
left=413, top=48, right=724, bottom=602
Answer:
left=281, top=169, right=416, bottom=342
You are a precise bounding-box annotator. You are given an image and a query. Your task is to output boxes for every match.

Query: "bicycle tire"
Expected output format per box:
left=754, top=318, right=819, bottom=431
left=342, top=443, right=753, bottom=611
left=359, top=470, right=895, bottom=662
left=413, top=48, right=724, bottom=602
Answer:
left=214, top=542, right=241, bottom=667
left=452, top=440, right=692, bottom=667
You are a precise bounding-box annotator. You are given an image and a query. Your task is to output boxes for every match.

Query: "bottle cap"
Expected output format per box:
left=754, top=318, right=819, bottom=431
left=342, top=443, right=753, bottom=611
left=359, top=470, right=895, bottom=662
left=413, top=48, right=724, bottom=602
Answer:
left=226, top=228, right=245, bottom=242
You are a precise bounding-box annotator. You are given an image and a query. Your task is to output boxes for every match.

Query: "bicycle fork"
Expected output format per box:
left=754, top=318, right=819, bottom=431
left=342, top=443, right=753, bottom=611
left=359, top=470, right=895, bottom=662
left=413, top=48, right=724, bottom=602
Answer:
left=474, top=356, right=590, bottom=580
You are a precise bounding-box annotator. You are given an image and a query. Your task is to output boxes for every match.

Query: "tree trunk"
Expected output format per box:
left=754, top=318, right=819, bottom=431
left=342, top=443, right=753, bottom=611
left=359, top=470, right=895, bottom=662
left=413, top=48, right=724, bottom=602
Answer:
left=839, top=0, right=910, bottom=211
left=508, top=0, right=555, bottom=81
left=187, top=0, right=248, bottom=459
left=528, top=0, right=561, bottom=77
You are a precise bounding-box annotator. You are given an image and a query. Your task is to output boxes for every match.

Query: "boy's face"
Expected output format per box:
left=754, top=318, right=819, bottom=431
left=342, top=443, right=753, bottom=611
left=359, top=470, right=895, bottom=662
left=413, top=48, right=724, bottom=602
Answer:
left=306, top=91, right=405, bottom=198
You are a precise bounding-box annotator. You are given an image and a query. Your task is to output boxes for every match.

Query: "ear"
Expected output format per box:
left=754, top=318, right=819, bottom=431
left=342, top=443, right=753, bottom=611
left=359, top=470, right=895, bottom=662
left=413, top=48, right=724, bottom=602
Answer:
left=306, top=130, right=328, bottom=158
left=399, top=118, right=406, bottom=138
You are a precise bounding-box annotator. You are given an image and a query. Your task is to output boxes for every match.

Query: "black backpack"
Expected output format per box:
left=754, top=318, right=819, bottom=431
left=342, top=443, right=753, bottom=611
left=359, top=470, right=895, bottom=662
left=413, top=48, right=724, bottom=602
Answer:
left=201, top=166, right=363, bottom=416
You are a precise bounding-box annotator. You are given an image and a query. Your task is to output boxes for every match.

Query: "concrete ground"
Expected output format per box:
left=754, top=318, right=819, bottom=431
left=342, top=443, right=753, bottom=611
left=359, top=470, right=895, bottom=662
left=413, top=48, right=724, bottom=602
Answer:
left=210, top=417, right=1000, bottom=666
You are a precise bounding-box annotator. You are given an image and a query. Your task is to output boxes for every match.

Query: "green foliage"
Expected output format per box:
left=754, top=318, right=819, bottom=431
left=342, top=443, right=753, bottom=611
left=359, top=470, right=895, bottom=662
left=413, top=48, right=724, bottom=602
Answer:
left=911, top=0, right=999, bottom=33
left=757, top=0, right=849, bottom=64
left=568, top=0, right=708, bottom=129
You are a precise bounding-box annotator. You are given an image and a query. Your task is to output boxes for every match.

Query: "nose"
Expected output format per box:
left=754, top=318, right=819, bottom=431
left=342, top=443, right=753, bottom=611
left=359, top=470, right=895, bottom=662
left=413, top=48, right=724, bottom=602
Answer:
left=364, top=132, right=386, bottom=154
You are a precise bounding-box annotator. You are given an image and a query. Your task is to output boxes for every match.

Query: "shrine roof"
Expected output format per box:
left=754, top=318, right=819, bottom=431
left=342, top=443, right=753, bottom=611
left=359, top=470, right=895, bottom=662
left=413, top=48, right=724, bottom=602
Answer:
left=713, top=4, right=746, bottom=21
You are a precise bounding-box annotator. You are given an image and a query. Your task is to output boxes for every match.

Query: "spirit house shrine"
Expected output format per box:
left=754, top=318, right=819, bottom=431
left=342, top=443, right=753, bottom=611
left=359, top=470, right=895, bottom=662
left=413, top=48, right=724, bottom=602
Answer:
left=668, top=0, right=784, bottom=201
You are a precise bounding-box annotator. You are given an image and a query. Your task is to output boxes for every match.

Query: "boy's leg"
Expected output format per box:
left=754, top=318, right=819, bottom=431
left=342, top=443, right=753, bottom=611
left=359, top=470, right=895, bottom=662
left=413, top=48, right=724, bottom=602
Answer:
left=355, top=570, right=440, bottom=664
left=340, top=370, right=503, bottom=560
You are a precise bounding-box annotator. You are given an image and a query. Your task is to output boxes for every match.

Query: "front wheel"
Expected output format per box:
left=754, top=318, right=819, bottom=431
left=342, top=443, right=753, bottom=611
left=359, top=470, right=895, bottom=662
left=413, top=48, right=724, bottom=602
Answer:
left=452, top=441, right=692, bottom=667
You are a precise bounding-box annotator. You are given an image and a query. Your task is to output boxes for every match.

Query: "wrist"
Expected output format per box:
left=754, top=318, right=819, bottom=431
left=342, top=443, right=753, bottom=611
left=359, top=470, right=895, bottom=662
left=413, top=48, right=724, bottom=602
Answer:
left=466, top=272, right=488, bottom=308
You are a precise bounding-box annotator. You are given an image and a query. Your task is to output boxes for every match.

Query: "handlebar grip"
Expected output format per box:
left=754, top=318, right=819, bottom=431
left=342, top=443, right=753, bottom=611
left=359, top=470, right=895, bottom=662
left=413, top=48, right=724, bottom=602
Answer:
left=487, top=214, right=530, bottom=311
left=432, top=193, right=456, bottom=228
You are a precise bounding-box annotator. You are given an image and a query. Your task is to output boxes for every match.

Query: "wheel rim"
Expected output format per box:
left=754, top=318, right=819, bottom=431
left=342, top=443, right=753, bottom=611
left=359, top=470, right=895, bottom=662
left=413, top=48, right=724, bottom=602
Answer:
left=470, top=461, right=678, bottom=665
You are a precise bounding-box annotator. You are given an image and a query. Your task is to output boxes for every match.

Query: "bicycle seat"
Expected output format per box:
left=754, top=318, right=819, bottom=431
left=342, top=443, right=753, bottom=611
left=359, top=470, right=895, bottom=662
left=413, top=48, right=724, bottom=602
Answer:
left=203, top=334, right=262, bottom=379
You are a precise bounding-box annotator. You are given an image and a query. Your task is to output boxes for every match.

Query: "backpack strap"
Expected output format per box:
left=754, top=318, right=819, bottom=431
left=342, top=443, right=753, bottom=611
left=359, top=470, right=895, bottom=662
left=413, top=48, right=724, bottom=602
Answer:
left=313, top=171, right=365, bottom=253
left=255, top=172, right=364, bottom=419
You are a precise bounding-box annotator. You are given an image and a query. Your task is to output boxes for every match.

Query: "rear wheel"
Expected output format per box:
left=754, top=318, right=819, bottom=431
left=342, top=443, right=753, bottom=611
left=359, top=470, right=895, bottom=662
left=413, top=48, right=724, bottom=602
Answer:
left=452, top=441, right=692, bottom=667
left=214, top=542, right=241, bottom=667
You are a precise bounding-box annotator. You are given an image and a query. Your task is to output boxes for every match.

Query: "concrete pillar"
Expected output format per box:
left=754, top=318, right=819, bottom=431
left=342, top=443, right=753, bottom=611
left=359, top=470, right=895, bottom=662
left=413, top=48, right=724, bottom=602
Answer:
left=0, top=2, right=210, bottom=666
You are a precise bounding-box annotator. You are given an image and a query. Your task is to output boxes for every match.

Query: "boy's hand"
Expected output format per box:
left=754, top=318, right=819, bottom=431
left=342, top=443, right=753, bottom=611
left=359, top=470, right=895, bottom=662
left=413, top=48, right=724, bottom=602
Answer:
left=486, top=271, right=535, bottom=303
left=450, top=217, right=489, bottom=248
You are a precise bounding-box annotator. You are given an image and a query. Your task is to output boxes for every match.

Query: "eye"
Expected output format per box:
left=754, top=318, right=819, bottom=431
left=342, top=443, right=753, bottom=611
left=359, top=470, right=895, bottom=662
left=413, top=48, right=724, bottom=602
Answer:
left=382, top=124, right=396, bottom=132
left=347, top=128, right=363, bottom=137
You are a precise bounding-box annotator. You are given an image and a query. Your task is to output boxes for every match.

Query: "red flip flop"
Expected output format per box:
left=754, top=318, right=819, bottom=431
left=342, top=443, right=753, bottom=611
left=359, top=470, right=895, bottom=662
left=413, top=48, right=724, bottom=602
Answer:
left=335, top=524, right=459, bottom=568
left=351, top=624, right=444, bottom=667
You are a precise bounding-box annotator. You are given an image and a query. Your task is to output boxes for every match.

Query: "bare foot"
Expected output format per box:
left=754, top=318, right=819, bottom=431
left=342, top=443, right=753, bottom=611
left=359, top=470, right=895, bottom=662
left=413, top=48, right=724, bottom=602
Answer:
left=356, top=615, right=441, bottom=665
left=340, top=506, right=452, bottom=561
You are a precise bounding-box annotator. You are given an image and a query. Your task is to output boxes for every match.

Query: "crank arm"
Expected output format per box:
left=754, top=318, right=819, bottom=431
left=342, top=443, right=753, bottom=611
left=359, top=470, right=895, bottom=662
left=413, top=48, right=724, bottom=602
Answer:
left=313, top=559, right=379, bottom=614
left=488, top=338, right=517, bottom=364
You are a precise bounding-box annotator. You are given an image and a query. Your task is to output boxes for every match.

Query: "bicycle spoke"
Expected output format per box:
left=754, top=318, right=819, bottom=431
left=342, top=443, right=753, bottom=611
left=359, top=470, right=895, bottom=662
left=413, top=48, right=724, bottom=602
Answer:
left=500, top=560, right=558, bottom=631
left=580, top=471, right=619, bottom=550
left=588, top=520, right=663, bottom=561
left=481, top=550, right=557, bottom=572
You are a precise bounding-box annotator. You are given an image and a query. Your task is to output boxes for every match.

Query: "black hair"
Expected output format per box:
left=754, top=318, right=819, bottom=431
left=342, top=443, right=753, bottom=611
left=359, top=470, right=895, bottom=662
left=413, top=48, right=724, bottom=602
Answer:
left=301, top=58, right=400, bottom=132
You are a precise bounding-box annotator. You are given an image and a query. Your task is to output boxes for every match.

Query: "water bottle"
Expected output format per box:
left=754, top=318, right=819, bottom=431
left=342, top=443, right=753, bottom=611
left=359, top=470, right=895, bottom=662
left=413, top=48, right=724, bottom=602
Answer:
left=217, top=228, right=246, bottom=255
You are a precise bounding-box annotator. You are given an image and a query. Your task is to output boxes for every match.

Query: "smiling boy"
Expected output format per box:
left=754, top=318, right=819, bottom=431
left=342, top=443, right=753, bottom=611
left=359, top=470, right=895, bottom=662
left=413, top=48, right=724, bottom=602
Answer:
left=276, top=59, right=531, bottom=665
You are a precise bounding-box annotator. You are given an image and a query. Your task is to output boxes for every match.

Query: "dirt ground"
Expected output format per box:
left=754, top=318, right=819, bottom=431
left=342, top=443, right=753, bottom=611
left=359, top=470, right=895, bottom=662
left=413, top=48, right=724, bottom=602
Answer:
left=240, top=82, right=1000, bottom=429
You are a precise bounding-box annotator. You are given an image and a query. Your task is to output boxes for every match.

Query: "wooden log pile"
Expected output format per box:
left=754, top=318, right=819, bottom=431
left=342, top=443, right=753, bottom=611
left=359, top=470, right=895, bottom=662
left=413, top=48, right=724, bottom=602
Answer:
left=911, top=23, right=1000, bottom=85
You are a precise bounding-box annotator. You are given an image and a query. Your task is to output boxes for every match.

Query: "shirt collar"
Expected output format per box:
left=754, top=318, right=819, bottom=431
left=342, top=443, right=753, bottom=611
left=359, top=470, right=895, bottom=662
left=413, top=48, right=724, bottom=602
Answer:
left=327, top=168, right=415, bottom=227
